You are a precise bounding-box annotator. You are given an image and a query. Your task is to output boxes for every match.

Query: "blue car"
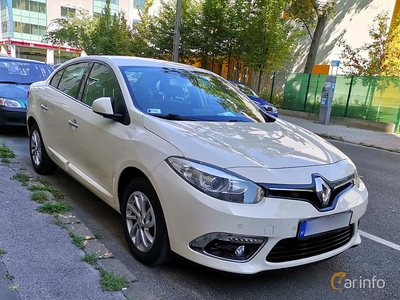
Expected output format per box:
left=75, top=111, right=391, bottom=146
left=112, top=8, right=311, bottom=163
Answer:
left=230, top=81, right=278, bottom=117
left=0, top=57, right=53, bottom=126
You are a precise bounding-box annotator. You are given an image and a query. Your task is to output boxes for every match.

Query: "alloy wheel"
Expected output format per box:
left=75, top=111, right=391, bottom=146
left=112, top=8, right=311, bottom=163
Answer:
left=30, top=130, right=42, bottom=166
left=126, top=191, right=156, bottom=253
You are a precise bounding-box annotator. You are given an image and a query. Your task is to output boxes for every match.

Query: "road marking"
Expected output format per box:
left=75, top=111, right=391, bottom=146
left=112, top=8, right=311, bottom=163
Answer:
left=359, top=230, right=400, bottom=251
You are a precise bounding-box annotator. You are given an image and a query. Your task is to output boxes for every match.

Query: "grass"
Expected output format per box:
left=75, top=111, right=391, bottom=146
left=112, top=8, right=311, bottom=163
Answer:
left=94, top=232, right=102, bottom=240
left=1, top=158, right=10, bottom=163
left=55, top=218, right=67, bottom=229
left=31, top=191, right=48, bottom=204
left=81, top=253, right=98, bottom=265
left=99, top=269, right=130, bottom=291
left=36, top=202, right=71, bottom=214
left=28, top=184, right=65, bottom=200
left=318, top=133, right=345, bottom=142
left=4, top=274, right=14, bottom=280
left=0, top=249, right=7, bottom=256
left=10, top=173, right=30, bottom=185
left=69, top=232, right=85, bottom=249
left=0, top=143, right=16, bottom=159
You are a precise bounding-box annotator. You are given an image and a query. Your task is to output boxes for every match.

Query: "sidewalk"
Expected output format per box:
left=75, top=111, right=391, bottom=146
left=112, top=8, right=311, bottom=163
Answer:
left=280, top=116, right=400, bottom=152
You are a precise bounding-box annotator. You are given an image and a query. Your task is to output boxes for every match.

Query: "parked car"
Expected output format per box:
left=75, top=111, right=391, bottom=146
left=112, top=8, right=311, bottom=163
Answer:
left=27, top=56, right=368, bottom=274
left=0, top=57, right=53, bottom=126
left=230, top=81, right=278, bottom=117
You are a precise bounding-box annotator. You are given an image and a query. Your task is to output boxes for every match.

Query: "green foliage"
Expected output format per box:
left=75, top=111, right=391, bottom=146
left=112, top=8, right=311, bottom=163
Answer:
left=28, top=184, right=65, bottom=200
left=43, top=0, right=135, bottom=55
left=1, top=158, right=10, bottom=163
left=339, top=12, right=390, bottom=76
left=94, top=232, right=102, bottom=239
left=0, top=249, right=7, bottom=256
left=31, top=191, right=48, bottom=204
left=0, top=143, right=16, bottom=159
left=4, top=274, right=14, bottom=280
left=100, top=270, right=130, bottom=291
left=82, top=253, right=98, bottom=265
left=11, top=173, right=30, bottom=185
left=69, top=232, right=86, bottom=249
left=36, top=202, right=71, bottom=214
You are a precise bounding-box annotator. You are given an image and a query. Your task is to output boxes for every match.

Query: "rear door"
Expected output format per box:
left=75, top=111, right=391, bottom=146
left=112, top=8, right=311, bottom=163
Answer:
left=42, top=62, right=89, bottom=168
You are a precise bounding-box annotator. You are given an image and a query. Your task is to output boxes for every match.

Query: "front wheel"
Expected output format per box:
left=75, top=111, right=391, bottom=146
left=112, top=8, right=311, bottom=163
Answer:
left=29, top=123, right=57, bottom=175
left=121, top=177, right=170, bottom=265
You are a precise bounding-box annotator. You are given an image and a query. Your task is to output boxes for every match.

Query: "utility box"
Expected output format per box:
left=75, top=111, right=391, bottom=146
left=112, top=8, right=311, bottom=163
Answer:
left=319, top=76, right=336, bottom=125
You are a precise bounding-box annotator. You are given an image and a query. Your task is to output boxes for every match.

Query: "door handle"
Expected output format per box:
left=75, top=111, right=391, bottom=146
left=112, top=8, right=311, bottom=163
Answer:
left=68, top=119, right=79, bottom=128
left=41, top=103, right=48, bottom=111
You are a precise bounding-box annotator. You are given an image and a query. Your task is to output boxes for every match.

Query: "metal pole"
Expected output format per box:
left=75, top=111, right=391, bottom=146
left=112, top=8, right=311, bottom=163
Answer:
left=269, top=72, right=276, bottom=104
left=172, top=0, right=183, bottom=62
left=344, top=75, right=354, bottom=117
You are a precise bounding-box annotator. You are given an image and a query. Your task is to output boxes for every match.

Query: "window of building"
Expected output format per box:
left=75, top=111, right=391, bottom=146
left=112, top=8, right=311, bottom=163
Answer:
left=22, top=23, right=30, bottom=34
left=12, top=0, right=46, bottom=14
left=13, top=21, right=21, bottom=33
left=31, top=24, right=38, bottom=35
left=39, top=25, right=46, bottom=36
left=61, top=6, right=76, bottom=18
left=133, top=0, right=146, bottom=10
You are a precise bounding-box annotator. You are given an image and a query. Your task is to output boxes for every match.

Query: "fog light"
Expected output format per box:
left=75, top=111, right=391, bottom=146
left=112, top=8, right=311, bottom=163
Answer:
left=189, top=233, right=267, bottom=262
left=235, top=245, right=246, bottom=257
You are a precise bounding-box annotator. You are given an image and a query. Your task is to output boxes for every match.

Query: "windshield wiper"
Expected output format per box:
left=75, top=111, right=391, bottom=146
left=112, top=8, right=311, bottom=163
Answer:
left=0, top=81, right=31, bottom=85
left=148, top=113, right=204, bottom=121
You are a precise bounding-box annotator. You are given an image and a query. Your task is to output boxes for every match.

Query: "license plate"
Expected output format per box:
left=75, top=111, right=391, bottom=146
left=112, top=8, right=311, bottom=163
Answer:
left=298, top=212, right=352, bottom=238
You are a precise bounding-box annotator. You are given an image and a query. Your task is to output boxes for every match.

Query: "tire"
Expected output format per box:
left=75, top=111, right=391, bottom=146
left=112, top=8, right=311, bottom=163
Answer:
left=121, top=177, right=170, bottom=265
left=29, top=123, right=57, bottom=175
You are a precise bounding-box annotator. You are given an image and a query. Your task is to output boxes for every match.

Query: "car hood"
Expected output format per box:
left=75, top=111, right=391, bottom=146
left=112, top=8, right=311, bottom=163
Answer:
left=143, top=116, right=348, bottom=169
left=0, top=83, right=29, bottom=107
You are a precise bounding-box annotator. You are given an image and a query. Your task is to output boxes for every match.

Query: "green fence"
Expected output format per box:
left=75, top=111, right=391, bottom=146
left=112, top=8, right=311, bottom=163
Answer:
left=282, top=74, right=400, bottom=129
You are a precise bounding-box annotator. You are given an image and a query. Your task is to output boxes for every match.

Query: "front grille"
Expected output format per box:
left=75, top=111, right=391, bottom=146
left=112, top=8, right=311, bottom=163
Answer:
left=266, top=226, right=353, bottom=263
left=267, top=181, right=353, bottom=210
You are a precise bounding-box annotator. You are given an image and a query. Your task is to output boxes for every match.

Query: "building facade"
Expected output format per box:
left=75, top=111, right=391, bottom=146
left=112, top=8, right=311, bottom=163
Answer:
left=0, top=0, right=158, bottom=63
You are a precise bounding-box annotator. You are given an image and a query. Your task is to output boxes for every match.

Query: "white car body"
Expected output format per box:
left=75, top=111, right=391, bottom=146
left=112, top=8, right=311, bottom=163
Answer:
left=27, top=56, right=368, bottom=274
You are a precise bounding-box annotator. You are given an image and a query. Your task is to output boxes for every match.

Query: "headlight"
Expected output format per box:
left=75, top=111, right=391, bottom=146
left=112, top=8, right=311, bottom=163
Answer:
left=271, top=106, right=277, bottom=113
left=0, top=98, right=22, bottom=108
left=167, top=157, right=265, bottom=204
left=347, top=159, right=360, bottom=188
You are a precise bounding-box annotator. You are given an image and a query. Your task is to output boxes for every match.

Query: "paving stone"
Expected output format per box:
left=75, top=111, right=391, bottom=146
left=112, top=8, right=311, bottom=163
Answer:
left=83, top=240, right=114, bottom=259
left=97, top=259, right=137, bottom=282
left=26, top=181, right=44, bottom=189
left=58, top=213, right=81, bottom=224
left=122, top=282, right=158, bottom=300
left=67, top=223, right=95, bottom=240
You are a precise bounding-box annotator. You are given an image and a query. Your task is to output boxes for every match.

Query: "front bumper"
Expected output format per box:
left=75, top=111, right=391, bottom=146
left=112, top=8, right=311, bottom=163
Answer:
left=150, top=162, right=368, bottom=274
left=0, top=106, right=26, bottom=126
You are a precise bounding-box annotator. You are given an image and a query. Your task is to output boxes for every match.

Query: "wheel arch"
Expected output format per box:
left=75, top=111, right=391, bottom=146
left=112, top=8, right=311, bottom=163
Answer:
left=117, top=166, right=150, bottom=210
left=27, top=116, right=37, bottom=135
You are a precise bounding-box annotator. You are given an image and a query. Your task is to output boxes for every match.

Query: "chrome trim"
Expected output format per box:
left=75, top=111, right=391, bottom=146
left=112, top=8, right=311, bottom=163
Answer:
left=40, top=103, right=48, bottom=111
left=68, top=120, right=79, bottom=128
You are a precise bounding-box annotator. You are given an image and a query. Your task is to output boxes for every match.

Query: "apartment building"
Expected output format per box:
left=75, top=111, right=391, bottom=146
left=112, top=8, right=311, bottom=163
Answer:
left=0, top=0, right=156, bottom=63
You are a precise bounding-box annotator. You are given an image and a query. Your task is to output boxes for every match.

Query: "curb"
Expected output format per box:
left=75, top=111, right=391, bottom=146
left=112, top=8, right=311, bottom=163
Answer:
left=2, top=158, right=158, bottom=300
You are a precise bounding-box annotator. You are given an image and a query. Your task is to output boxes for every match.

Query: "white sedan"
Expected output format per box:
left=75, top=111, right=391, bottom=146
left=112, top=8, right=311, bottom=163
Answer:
left=27, top=56, right=368, bottom=274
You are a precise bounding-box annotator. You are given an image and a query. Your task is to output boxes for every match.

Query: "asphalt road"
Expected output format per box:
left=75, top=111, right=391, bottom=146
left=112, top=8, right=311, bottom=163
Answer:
left=1, top=127, right=399, bottom=300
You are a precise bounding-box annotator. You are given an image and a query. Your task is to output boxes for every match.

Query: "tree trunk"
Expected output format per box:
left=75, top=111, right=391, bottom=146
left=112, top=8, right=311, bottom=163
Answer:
left=304, top=13, right=328, bottom=74
left=201, top=55, right=207, bottom=69
left=257, top=70, right=263, bottom=94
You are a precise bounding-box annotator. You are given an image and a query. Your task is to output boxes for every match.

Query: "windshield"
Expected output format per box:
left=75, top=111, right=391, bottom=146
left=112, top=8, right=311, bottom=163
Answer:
left=120, top=66, right=268, bottom=123
left=232, top=82, right=259, bottom=98
left=0, top=59, right=53, bottom=84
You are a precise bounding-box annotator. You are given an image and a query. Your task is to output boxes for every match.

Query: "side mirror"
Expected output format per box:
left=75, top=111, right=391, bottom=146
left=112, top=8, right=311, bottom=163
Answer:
left=92, top=97, right=122, bottom=121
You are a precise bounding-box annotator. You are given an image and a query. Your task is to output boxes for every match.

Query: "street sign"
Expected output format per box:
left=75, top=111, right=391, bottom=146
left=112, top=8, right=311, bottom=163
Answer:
left=331, top=60, right=340, bottom=67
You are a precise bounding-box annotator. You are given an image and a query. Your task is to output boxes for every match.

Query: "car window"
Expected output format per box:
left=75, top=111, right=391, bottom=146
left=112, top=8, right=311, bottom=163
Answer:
left=233, top=83, right=259, bottom=97
left=120, top=66, right=266, bottom=123
left=81, top=63, right=121, bottom=108
left=0, top=58, right=52, bottom=84
left=50, top=68, right=64, bottom=88
left=58, top=63, right=88, bottom=99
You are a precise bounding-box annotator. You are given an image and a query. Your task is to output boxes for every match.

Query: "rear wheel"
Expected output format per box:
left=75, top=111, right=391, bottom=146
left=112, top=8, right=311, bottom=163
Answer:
left=29, top=123, right=57, bottom=175
left=121, top=177, right=170, bottom=265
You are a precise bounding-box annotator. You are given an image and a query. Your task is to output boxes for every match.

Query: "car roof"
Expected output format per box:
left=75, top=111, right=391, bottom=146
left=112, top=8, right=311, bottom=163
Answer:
left=67, top=55, right=215, bottom=74
left=0, top=56, right=48, bottom=65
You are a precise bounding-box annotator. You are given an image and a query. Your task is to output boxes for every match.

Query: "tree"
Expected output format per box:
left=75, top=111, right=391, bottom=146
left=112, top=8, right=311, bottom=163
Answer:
left=339, top=12, right=390, bottom=76
left=43, top=0, right=135, bottom=55
left=382, top=13, right=400, bottom=76
left=242, top=0, right=301, bottom=91
left=288, top=0, right=336, bottom=73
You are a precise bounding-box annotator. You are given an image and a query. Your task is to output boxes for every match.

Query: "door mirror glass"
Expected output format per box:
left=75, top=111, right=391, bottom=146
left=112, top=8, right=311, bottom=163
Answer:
left=92, top=97, right=122, bottom=121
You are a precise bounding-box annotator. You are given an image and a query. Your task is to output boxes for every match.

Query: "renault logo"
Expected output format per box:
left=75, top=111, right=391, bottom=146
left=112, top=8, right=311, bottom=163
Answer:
left=315, top=177, right=331, bottom=207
